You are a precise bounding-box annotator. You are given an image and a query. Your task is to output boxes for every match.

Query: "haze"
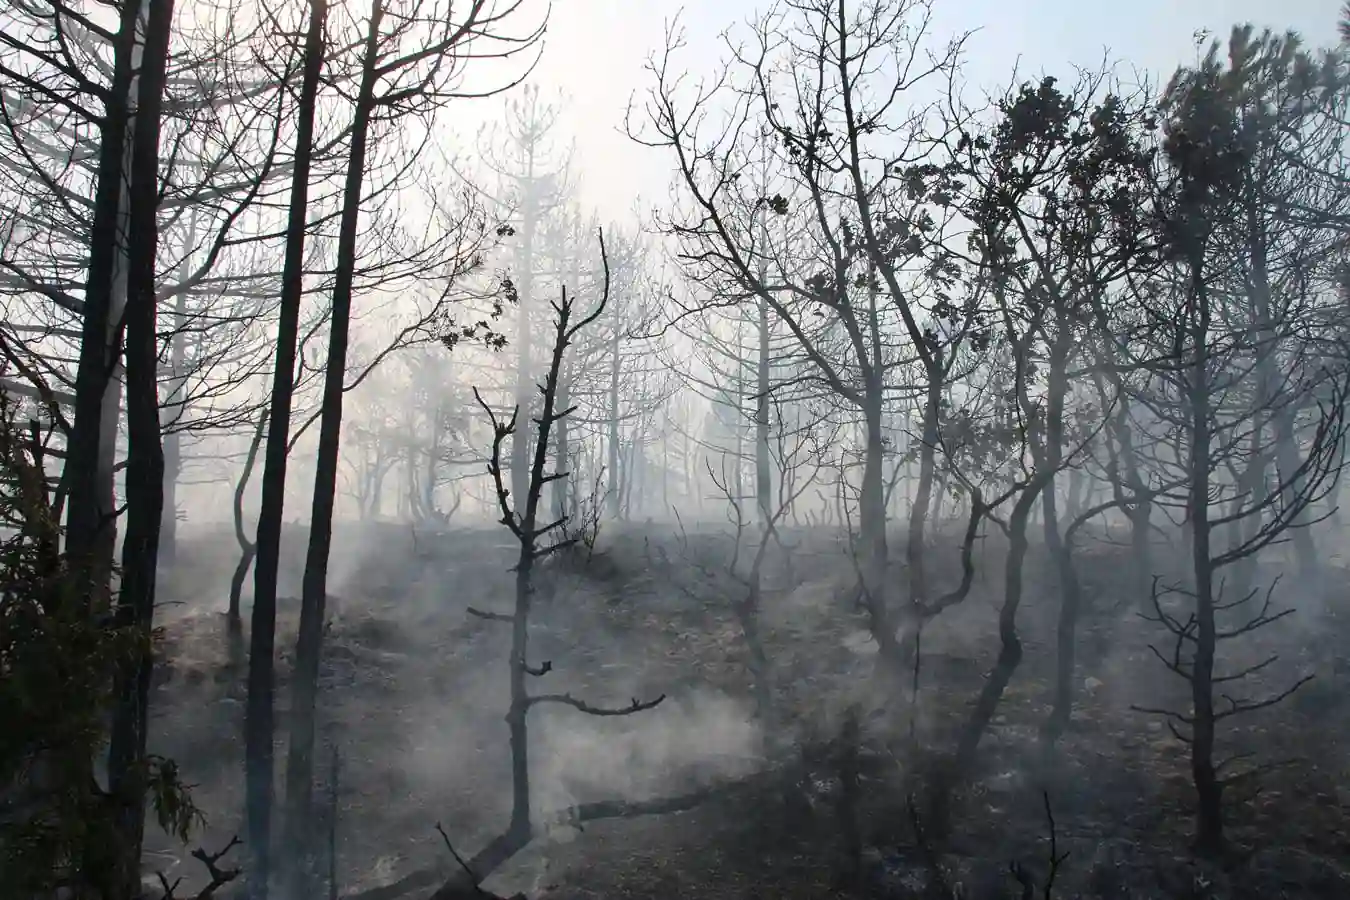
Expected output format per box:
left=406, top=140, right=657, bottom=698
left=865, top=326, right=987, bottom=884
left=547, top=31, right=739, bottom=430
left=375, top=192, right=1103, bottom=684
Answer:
left=1, top=2, right=1348, bottom=900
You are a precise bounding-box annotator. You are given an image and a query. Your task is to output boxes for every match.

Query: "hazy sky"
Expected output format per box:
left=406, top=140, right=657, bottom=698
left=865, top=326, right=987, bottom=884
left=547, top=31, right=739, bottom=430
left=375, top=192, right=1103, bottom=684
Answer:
left=518, top=0, right=1344, bottom=224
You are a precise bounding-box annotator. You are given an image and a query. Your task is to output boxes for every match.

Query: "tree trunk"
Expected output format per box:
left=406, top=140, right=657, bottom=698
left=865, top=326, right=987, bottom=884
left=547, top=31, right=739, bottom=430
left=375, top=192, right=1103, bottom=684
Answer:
left=906, top=376, right=941, bottom=609
left=64, top=0, right=143, bottom=606
left=1187, top=259, right=1224, bottom=855
left=510, top=180, right=537, bottom=511
left=423, top=405, right=441, bottom=518
left=1247, top=197, right=1317, bottom=576
left=160, top=215, right=197, bottom=568
left=370, top=452, right=387, bottom=518
left=606, top=303, right=621, bottom=519
left=927, top=480, right=1041, bottom=836
left=755, top=289, right=771, bottom=527
left=553, top=362, right=571, bottom=520
left=552, top=250, right=580, bottom=520
left=285, top=3, right=381, bottom=891
left=105, top=0, right=175, bottom=893
left=229, top=413, right=268, bottom=631
left=246, top=3, right=328, bottom=896
left=1039, top=325, right=1079, bottom=746
left=859, top=389, right=899, bottom=675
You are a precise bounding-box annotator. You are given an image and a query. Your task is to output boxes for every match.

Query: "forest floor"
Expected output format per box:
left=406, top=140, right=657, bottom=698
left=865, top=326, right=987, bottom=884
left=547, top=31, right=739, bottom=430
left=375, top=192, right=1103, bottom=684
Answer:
left=143, top=518, right=1350, bottom=899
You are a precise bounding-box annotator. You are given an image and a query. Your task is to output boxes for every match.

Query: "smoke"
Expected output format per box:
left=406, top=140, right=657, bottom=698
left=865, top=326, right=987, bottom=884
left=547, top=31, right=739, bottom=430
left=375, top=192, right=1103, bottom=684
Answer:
left=531, top=688, right=762, bottom=819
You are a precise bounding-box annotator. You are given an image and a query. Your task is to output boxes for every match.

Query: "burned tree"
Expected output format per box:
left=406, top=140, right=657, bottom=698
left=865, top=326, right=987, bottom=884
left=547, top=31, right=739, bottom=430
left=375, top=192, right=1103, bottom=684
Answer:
left=244, top=1, right=330, bottom=894
left=637, top=0, right=987, bottom=680
left=429, top=231, right=667, bottom=897
left=281, top=1, right=544, bottom=893
left=653, top=393, right=831, bottom=735
left=1129, top=30, right=1350, bottom=854
left=940, top=71, right=1159, bottom=745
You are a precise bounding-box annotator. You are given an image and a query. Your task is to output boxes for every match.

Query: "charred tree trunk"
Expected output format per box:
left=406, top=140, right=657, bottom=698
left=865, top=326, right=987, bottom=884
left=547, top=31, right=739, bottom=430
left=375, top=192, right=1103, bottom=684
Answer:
left=104, top=0, right=175, bottom=894
left=1116, top=404, right=1153, bottom=601
left=285, top=2, right=382, bottom=889
left=1186, top=258, right=1223, bottom=855
left=1040, top=324, right=1081, bottom=746
left=755, top=284, right=771, bottom=527
left=509, top=183, right=537, bottom=511
left=1093, top=342, right=1152, bottom=607
left=229, top=413, right=268, bottom=632
left=906, top=376, right=941, bottom=612
left=66, top=10, right=143, bottom=887
left=859, top=383, right=899, bottom=676
left=552, top=361, right=571, bottom=521
left=552, top=251, right=581, bottom=521
left=246, top=2, right=328, bottom=896
left=926, top=479, right=1042, bottom=836
left=159, top=289, right=187, bottom=567
left=64, top=0, right=144, bottom=603
left=606, top=302, right=621, bottom=520
left=1248, top=200, right=1317, bottom=576
left=160, top=214, right=197, bottom=568
left=423, top=406, right=442, bottom=519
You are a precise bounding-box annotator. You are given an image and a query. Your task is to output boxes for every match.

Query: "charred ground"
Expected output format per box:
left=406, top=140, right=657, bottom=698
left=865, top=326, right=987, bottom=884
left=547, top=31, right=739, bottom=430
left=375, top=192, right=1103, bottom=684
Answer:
left=142, top=518, right=1350, bottom=900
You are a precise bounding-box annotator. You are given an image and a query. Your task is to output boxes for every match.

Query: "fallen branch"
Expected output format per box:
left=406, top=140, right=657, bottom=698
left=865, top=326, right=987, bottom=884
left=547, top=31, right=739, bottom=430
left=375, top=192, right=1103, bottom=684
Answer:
left=526, top=692, right=666, bottom=716
left=342, top=763, right=809, bottom=900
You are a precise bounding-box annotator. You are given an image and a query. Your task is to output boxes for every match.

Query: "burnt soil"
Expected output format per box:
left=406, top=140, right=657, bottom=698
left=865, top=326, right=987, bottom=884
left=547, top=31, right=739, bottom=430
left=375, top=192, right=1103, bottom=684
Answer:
left=142, top=519, right=1350, bottom=900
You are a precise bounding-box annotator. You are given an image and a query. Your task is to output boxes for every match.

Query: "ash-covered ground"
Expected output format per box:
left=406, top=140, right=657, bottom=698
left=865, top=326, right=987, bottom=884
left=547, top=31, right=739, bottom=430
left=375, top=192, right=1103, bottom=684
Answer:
left=142, top=519, right=1350, bottom=899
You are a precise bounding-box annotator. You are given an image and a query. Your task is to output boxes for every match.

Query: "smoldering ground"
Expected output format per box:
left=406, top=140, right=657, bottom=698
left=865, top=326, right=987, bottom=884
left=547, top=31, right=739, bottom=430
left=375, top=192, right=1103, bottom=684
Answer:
left=137, top=513, right=1350, bottom=900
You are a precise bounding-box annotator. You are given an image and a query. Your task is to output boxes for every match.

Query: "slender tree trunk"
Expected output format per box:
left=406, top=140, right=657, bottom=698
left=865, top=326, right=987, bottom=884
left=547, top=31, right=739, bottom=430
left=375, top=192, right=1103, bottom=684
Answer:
left=755, top=285, right=771, bottom=527
left=1114, top=402, right=1153, bottom=601
left=1229, top=434, right=1267, bottom=594
left=859, top=388, right=899, bottom=673
left=606, top=306, right=621, bottom=519
left=285, top=5, right=382, bottom=889
left=230, top=413, right=268, bottom=631
left=553, top=362, right=571, bottom=520
left=63, top=1, right=144, bottom=892
left=1040, top=325, right=1081, bottom=746
left=64, top=0, right=143, bottom=604
left=1064, top=467, right=1084, bottom=523
left=552, top=248, right=581, bottom=520
left=246, top=3, right=328, bottom=896
left=371, top=453, right=387, bottom=519
left=906, top=376, right=941, bottom=610
left=510, top=178, right=537, bottom=510
left=1186, top=259, right=1223, bottom=855
left=1247, top=200, right=1316, bottom=575
left=160, top=214, right=197, bottom=567
left=1274, top=405, right=1316, bottom=570
left=105, top=0, right=175, bottom=893
left=423, top=406, right=441, bottom=518
left=927, top=480, right=1041, bottom=836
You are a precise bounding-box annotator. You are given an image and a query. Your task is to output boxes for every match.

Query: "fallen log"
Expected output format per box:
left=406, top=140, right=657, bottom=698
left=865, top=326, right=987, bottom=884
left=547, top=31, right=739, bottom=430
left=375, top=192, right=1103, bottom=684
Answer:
left=343, top=762, right=807, bottom=900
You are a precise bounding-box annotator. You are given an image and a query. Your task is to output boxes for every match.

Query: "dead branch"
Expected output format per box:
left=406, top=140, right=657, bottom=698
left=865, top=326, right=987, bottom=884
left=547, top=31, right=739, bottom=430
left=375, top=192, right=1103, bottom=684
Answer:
left=527, top=692, right=666, bottom=717
left=154, top=836, right=242, bottom=900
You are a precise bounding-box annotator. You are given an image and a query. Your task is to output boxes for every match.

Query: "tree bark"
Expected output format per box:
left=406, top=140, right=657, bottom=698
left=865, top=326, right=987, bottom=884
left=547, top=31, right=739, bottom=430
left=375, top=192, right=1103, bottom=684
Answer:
left=246, top=2, right=328, bottom=896
left=606, top=297, right=621, bottom=519
left=105, top=0, right=176, bottom=894
left=64, top=0, right=144, bottom=602
left=510, top=168, right=537, bottom=511
left=927, top=479, right=1041, bottom=836
left=160, top=214, right=197, bottom=567
left=1040, top=324, right=1080, bottom=746
left=1186, top=253, right=1223, bottom=855
left=285, top=3, right=382, bottom=891
left=229, top=413, right=268, bottom=631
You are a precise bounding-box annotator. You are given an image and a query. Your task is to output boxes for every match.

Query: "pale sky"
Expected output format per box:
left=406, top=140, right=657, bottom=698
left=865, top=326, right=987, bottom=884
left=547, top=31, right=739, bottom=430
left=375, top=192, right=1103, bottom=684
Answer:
left=515, top=0, right=1344, bottom=224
